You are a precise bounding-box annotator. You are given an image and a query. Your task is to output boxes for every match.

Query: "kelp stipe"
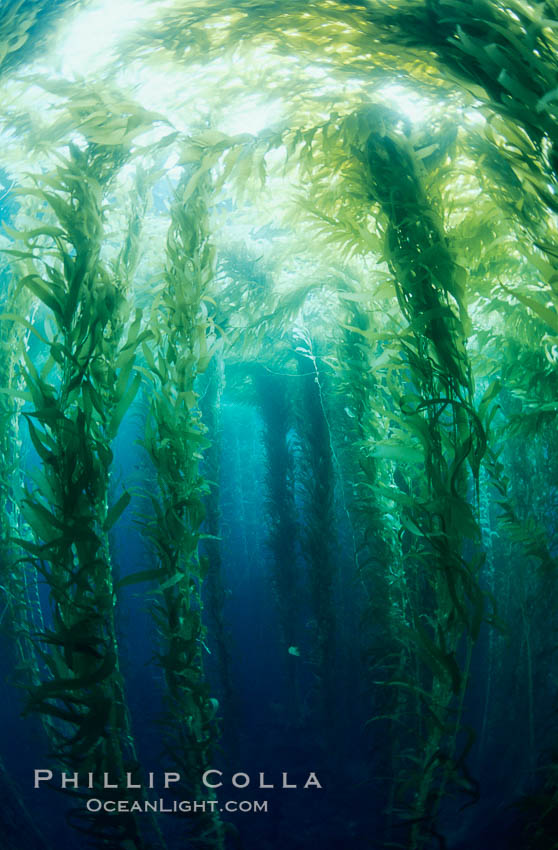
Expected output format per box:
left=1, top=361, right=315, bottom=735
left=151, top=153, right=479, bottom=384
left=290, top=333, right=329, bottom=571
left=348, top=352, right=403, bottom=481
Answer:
left=293, top=338, right=338, bottom=748
left=254, top=364, right=302, bottom=722
left=7, top=142, right=151, bottom=850
left=360, top=110, right=488, bottom=847
left=331, top=293, right=411, bottom=840
left=0, top=264, right=43, bottom=683
left=137, top=168, right=224, bottom=849
left=199, top=354, right=237, bottom=755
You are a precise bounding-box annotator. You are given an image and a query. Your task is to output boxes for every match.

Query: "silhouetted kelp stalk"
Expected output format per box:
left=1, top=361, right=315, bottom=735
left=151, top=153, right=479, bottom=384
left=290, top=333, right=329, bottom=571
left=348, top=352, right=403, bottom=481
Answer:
left=7, top=142, right=153, bottom=850
left=253, top=364, right=302, bottom=717
left=199, top=353, right=237, bottom=753
left=211, top=247, right=278, bottom=587
left=293, top=336, right=338, bottom=745
left=476, top=462, right=498, bottom=764
left=137, top=167, right=225, bottom=849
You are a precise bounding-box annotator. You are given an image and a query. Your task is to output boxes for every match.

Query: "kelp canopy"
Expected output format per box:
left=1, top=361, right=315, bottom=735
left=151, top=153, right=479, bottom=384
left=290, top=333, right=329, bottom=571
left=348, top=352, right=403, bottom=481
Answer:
left=0, top=1, right=558, bottom=849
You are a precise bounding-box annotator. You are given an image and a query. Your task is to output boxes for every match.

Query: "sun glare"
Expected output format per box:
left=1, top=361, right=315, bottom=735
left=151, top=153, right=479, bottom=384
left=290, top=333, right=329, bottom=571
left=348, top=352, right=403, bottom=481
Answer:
left=379, top=83, right=433, bottom=124
left=55, top=0, right=156, bottom=77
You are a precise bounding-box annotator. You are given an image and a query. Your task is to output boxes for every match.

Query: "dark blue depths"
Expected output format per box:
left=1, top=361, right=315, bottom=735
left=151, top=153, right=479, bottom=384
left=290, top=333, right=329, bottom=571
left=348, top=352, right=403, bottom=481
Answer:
left=0, top=390, right=546, bottom=850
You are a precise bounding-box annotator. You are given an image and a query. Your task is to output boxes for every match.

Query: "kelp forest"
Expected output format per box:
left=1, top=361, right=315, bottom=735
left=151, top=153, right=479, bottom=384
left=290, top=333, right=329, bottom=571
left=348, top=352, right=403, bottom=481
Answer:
left=0, top=1, right=557, bottom=849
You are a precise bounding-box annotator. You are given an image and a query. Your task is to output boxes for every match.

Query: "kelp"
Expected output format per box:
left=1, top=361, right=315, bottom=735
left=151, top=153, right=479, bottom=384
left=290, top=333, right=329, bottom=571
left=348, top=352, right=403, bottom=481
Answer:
left=282, top=99, right=491, bottom=843
left=329, top=291, right=414, bottom=840
left=0, top=0, right=85, bottom=79
left=0, top=754, right=52, bottom=850
left=294, top=338, right=338, bottom=745
left=6, top=142, right=152, bottom=849
left=253, top=363, right=302, bottom=722
left=361, top=109, right=487, bottom=847
left=0, top=256, right=37, bottom=651
left=138, top=167, right=224, bottom=849
left=1, top=2, right=558, bottom=849
left=199, top=354, right=237, bottom=752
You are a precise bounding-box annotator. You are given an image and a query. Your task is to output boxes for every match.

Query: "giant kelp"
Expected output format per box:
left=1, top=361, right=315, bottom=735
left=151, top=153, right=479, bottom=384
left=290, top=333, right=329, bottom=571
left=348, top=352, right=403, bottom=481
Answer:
left=0, top=2, right=558, bottom=850
left=137, top=168, right=224, bottom=848
left=8, top=141, right=149, bottom=848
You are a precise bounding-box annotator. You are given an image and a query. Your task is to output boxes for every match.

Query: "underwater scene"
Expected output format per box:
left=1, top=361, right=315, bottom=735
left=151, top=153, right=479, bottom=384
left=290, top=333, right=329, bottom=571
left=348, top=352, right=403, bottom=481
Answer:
left=0, top=1, right=558, bottom=849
